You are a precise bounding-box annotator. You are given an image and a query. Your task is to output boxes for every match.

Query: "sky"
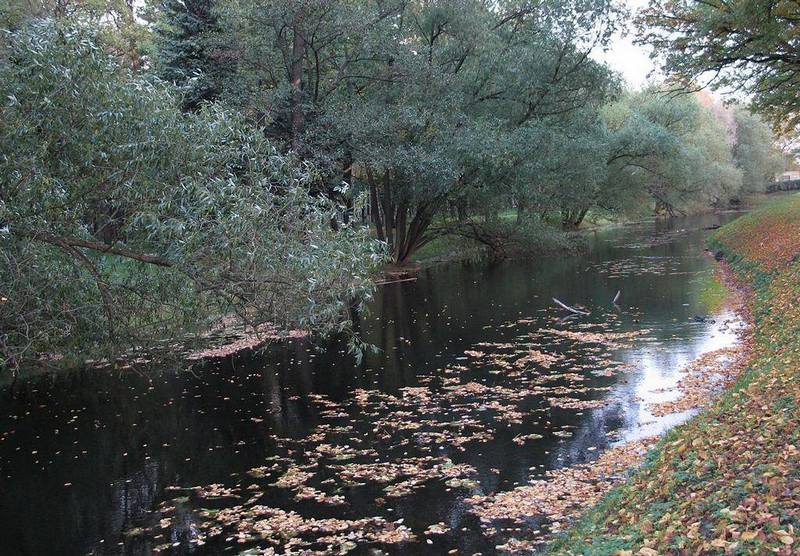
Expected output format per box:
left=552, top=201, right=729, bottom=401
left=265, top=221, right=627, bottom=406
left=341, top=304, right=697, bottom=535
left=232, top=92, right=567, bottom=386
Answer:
left=592, top=0, right=657, bottom=90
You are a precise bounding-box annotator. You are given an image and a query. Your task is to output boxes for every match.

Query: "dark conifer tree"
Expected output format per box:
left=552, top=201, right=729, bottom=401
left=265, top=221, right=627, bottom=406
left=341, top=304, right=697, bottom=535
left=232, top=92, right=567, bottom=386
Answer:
left=155, top=0, right=226, bottom=111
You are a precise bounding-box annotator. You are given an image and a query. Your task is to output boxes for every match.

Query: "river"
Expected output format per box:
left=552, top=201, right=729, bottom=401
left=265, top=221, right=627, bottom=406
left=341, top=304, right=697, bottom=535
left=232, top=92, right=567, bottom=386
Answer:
left=0, top=212, right=746, bottom=555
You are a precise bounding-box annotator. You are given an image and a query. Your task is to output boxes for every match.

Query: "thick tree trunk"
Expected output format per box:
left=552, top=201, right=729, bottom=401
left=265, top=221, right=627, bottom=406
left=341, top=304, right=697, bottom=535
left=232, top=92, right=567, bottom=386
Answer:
left=654, top=197, right=678, bottom=217
left=574, top=207, right=589, bottom=227
left=561, top=208, right=588, bottom=229
left=395, top=205, right=436, bottom=264
left=365, top=168, right=440, bottom=265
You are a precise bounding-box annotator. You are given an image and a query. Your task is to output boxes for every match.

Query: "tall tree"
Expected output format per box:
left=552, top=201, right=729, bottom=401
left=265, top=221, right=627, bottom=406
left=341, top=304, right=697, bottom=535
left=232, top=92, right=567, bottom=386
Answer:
left=154, top=0, right=228, bottom=110
left=732, top=108, right=784, bottom=195
left=638, top=0, right=800, bottom=131
left=318, top=0, right=622, bottom=262
left=602, top=90, right=743, bottom=216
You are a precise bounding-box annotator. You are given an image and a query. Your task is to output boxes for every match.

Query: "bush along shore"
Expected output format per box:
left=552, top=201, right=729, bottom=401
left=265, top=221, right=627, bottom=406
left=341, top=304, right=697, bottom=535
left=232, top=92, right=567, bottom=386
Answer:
left=548, top=195, right=800, bottom=555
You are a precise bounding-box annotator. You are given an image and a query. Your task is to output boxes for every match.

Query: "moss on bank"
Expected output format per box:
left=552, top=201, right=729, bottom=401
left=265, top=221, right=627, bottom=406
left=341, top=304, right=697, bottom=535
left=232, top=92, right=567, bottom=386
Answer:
left=694, top=271, right=728, bottom=314
left=548, top=195, right=800, bottom=555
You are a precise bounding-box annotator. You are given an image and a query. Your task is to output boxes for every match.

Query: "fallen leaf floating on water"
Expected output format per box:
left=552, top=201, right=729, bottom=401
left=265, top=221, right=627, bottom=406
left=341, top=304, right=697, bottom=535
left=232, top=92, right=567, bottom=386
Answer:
left=467, top=438, right=659, bottom=538
left=648, top=343, right=749, bottom=417
left=130, top=287, right=750, bottom=554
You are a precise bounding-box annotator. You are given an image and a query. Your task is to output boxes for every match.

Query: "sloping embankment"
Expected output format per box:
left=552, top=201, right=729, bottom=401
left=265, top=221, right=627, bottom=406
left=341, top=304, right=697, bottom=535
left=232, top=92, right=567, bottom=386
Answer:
left=549, top=196, right=800, bottom=555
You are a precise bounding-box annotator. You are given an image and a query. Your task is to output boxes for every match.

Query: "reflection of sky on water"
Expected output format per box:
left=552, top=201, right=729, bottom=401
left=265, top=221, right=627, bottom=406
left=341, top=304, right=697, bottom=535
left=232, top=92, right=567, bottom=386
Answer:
left=619, top=308, right=744, bottom=444
left=550, top=307, right=746, bottom=481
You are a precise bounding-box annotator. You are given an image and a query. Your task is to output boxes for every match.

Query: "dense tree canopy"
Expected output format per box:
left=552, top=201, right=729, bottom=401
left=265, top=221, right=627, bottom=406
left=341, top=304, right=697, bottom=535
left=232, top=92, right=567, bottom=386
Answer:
left=607, top=90, right=741, bottom=214
left=601, top=90, right=772, bottom=216
left=732, top=108, right=785, bottom=195
left=0, top=0, right=786, bottom=371
left=199, top=0, right=623, bottom=262
left=637, top=0, right=800, bottom=131
left=1, top=0, right=151, bottom=65
left=153, top=0, right=227, bottom=111
left=0, top=21, right=381, bottom=371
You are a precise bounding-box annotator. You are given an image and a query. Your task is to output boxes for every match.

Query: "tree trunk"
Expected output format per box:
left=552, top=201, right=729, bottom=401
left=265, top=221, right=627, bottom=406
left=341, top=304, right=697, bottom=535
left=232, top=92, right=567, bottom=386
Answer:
left=395, top=205, right=435, bottom=264
left=381, top=170, right=395, bottom=253
left=366, top=169, right=440, bottom=265
left=289, top=16, right=306, bottom=152
left=394, top=201, right=408, bottom=262
left=561, top=208, right=588, bottom=229
left=561, top=210, right=574, bottom=229
left=367, top=169, right=385, bottom=242
left=573, top=207, right=589, bottom=227
left=341, top=150, right=354, bottom=224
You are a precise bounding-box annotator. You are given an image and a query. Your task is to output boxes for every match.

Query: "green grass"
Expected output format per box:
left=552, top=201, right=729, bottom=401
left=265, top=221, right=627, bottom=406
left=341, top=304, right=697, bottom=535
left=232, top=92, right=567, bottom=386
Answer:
left=409, top=234, right=484, bottom=264
left=695, top=272, right=728, bottom=314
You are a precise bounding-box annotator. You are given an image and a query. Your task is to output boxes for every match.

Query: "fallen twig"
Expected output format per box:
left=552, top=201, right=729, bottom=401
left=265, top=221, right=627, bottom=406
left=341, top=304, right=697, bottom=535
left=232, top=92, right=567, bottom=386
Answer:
left=374, top=277, right=419, bottom=286
left=552, top=297, right=590, bottom=315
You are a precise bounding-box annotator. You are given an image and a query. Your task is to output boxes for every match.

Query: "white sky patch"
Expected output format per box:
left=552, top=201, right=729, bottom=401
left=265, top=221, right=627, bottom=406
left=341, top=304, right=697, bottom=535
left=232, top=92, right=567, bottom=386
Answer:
left=591, top=0, right=657, bottom=90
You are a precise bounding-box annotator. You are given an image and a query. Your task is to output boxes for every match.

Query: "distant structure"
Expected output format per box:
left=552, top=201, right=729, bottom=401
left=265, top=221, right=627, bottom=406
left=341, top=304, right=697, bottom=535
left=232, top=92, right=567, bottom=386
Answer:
left=778, top=170, right=800, bottom=182
left=770, top=159, right=800, bottom=192
left=778, top=158, right=800, bottom=182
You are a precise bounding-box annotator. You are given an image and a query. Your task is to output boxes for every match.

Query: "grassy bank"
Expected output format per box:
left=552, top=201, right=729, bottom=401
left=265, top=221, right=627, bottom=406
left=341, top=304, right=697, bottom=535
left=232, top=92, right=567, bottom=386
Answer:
left=549, top=195, right=800, bottom=555
left=408, top=196, right=780, bottom=268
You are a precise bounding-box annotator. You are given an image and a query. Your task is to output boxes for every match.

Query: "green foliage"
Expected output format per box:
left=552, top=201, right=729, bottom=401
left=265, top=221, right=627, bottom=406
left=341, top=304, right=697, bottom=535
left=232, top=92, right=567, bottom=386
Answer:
left=153, top=0, right=227, bottom=111
left=603, top=89, right=747, bottom=215
left=205, top=0, right=624, bottom=261
left=638, top=0, right=800, bottom=131
left=1, top=0, right=152, bottom=65
left=0, top=20, right=383, bottom=372
left=2, top=0, right=787, bottom=370
left=732, top=108, right=784, bottom=195
left=155, top=0, right=778, bottom=263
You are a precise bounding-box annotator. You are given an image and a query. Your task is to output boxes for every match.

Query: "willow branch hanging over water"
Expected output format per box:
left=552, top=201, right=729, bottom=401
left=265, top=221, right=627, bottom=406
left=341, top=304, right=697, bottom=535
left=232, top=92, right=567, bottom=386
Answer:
left=0, top=21, right=384, bottom=373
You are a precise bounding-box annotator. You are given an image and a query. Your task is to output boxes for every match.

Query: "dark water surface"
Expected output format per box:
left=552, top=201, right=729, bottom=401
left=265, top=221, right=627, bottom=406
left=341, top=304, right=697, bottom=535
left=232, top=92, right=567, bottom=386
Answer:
left=0, top=213, right=745, bottom=555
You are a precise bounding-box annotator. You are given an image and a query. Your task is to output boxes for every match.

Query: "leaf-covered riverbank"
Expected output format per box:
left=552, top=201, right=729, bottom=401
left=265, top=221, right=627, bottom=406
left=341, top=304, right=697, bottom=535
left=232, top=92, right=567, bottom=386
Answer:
left=549, top=195, right=800, bottom=555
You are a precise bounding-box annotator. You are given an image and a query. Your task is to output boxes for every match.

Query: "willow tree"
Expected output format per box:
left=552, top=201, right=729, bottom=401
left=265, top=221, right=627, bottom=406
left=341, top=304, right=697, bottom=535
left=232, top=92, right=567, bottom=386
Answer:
left=322, top=0, right=621, bottom=262
left=201, top=0, right=622, bottom=263
left=732, top=108, right=784, bottom=195
left=0, top=21, right=382, bottom=373
left=1, top=0, right=151, bottom=66
left=602, top=90, right=744, bottom=216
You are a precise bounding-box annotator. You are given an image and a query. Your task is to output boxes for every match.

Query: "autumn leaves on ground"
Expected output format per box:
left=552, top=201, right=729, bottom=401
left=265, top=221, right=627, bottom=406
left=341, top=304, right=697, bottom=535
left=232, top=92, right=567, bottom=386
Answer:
left=550, top=196, right=800, bottom=555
